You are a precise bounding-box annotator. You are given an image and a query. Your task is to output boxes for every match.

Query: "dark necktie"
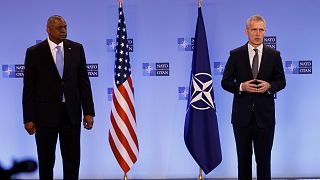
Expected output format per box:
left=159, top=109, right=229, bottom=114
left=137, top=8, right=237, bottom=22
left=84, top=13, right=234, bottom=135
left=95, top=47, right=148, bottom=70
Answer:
left=56, top=45, right=63, bottom=77
left=252, top=49, right=259, bottom=79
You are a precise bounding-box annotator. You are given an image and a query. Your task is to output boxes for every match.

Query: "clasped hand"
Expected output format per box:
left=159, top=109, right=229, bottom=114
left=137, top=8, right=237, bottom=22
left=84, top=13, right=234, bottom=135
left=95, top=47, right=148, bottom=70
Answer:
left=242, top=79, right=271, bottom=93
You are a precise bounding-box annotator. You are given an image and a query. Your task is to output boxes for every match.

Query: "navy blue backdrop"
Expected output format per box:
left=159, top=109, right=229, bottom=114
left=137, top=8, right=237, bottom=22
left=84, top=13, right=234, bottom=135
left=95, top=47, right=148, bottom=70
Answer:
left=0, top=0, right=319, bottom=179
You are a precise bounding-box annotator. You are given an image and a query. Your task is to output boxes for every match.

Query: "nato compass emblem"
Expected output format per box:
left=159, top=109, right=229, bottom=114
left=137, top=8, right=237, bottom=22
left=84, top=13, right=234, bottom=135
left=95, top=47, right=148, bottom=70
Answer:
left=214, top=62, right=225, bottom=75
left=106, top=39, right=116, bottom=52
left=189, top=73, right=215, bottom=110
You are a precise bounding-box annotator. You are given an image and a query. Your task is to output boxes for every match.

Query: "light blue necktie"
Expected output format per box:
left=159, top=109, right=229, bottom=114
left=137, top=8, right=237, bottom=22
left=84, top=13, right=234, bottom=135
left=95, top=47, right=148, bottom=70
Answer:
left=56, top=45, right=64, bottom=77
left=56, top=45, right=65, bottom=101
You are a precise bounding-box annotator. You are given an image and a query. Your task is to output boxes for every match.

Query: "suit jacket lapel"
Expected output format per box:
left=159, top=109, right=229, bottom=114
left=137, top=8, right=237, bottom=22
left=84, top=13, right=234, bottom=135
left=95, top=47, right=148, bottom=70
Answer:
left=43, top=40, right=62, bottom=80
left=63, top=40, right=71, bottom=79
left=241, top=44, right=253, bottom=78
left=257, top=45, right=268, bottom=79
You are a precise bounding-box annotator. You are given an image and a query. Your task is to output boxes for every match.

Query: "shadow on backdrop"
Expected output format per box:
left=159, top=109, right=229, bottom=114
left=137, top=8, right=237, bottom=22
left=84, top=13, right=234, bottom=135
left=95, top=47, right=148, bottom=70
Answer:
left=0, top=159, right=37, bottom=179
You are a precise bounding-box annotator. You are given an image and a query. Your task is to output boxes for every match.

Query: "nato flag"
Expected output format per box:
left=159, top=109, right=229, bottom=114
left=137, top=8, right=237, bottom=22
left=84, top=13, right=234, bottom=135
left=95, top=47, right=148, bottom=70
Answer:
left=184, top=7, right=222, bottom=174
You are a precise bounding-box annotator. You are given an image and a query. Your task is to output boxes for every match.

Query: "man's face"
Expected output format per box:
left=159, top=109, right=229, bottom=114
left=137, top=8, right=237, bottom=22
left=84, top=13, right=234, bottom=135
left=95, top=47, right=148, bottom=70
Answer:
left=47, top=18, right=67, bottom=44
left=246, top=20, right=265, bottom=48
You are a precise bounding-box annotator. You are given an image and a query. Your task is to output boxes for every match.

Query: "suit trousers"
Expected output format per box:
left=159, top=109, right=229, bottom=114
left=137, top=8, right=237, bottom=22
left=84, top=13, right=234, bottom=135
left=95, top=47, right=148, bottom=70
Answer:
left=233, top=114, right=275, bottom=180
left=35, top=103, right=81, bottom=180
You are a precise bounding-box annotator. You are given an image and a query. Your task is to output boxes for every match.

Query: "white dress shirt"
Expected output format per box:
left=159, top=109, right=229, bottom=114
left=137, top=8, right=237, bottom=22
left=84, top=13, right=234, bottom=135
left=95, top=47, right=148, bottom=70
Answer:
left=47, top=38, right=64, bottom=65
left=239, top=43, right=264, bottom=92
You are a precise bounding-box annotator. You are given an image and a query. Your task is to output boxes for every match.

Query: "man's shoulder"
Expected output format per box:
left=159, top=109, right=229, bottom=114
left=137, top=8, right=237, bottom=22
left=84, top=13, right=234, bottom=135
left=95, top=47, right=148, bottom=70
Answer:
left=230, top=44, right=247, bottom=54
left=27, top=40, right=47, bottom=52
left=64, top=39, right=83, bottom=48
left=263, top=44, right=280, bottom=54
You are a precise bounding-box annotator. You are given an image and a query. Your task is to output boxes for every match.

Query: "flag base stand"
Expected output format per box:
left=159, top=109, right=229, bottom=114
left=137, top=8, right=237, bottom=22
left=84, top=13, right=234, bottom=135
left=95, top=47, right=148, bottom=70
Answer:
left=124, top=173, right=128, bottom=180
left=197, top=167, right=203, bottom=180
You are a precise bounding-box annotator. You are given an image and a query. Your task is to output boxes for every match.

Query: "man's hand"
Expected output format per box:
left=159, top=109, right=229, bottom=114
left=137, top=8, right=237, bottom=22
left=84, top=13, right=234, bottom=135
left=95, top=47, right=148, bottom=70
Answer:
left=83, top=115, right=94, bottom=130
left=24, top=122, right=36, bottom=135
left=241, top=79, right=271, bottom=93
left=241, top=79, right=260, bottom=93
left=255, top=79, right=271, bottom=93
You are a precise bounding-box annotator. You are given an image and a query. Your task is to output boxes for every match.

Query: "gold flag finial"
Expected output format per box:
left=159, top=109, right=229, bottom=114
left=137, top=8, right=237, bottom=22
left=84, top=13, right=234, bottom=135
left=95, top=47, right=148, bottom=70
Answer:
left=198, top=167, right=203, bottom=180
left=124, top=173, right=128, bottom=180
left=198, top=0, right=203, bottom=8
left=119, top=0, right=123, bottom=8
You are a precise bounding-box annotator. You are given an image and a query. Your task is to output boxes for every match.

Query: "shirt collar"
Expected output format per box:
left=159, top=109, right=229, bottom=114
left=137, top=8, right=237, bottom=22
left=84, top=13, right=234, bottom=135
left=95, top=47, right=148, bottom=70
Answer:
left=248, top=43, right=263, bottom=53
left=47, top=38, right=64, bottom=51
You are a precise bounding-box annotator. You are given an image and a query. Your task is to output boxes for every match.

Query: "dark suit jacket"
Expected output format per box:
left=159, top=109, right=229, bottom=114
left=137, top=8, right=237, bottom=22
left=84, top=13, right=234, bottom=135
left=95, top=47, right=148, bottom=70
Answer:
left=221, top=43, right=286, bottom=128
left=23, top=39, right=95, bottom=127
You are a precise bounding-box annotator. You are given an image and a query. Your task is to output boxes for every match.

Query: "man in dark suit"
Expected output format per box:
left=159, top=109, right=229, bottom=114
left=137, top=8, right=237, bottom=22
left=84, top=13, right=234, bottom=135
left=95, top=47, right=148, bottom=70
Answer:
left=22, top=15, right=95, bottom=179
left=221, top=15, right=286, bottom=179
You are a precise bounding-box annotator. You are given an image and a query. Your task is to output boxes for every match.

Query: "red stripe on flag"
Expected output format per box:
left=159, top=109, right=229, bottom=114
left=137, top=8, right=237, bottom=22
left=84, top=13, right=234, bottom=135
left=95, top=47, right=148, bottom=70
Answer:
left=109, top=131, right=130, bottom=173
left=112, top=90, right=139, bottom=147
left=110, top=113, right=138, bottom=162
left=126, top=77, right=136, bottom=120
left=118, top=82, right=136, bottom=120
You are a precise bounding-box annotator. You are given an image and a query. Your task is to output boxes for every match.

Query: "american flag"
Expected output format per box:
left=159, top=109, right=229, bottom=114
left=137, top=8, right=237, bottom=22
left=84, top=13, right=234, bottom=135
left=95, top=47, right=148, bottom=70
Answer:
left=109, top=6, right=139, bottom=173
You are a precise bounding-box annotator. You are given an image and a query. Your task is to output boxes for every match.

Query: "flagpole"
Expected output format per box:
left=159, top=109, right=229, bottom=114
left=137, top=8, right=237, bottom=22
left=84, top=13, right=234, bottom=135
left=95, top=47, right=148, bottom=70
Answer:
left=119, top=0, right=125, bottom=177
left=197, top=1, right=204, bottom=180
left=118, top=0, right=127, bottom=178
left=120, top=2, right=125, bottom=180
left=198, top=167, right=203, bottom=180
left=184, top=0, right=222, bottom=178
left=120, top=7, right=125, bottom=180
left=196, top=2, right=203, bottom=180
